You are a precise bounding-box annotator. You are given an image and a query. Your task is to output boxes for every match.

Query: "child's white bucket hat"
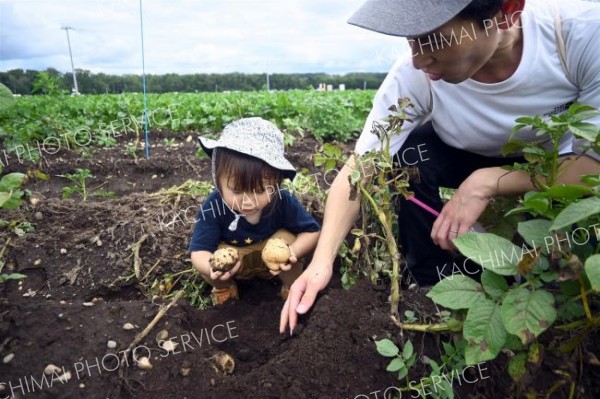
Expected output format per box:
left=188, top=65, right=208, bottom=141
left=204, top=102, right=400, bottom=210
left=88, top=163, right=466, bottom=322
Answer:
left=198, top=117, right=296, bottom=180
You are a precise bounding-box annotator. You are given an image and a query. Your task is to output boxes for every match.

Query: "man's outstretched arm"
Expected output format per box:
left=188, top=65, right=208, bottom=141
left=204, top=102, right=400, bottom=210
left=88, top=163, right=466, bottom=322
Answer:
left=279, top=155, right=363, bottom=334
left=432, top=154, right=600, bottom=250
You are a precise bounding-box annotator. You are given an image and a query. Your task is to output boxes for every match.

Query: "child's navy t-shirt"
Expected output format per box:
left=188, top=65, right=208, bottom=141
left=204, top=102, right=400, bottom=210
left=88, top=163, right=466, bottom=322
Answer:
left=188, top=189, right=320, bottom=252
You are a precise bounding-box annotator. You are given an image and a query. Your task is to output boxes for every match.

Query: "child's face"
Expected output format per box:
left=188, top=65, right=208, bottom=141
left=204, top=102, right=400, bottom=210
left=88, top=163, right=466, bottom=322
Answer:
left=218, top=175, right=275, bottom=216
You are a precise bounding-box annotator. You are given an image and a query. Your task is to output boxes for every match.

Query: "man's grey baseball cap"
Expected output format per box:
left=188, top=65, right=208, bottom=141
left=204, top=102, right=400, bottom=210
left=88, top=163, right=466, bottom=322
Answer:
left=348, top=0, right=473, bottom=37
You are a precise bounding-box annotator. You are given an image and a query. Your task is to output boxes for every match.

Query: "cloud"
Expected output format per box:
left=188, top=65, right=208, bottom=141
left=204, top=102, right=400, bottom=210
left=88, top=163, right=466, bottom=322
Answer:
left=0, top=0, right=409, bottom=74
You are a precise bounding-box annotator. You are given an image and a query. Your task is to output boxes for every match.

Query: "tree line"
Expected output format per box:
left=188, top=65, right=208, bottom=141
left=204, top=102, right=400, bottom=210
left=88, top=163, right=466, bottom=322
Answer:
left=0, top=68, right=386, bottom=95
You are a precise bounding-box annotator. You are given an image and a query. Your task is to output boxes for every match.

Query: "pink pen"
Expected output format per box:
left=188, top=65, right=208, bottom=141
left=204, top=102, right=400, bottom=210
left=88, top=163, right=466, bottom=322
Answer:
left=407, top=195, right=440, bottom=217
left=407, top=195, right=485, bottom=232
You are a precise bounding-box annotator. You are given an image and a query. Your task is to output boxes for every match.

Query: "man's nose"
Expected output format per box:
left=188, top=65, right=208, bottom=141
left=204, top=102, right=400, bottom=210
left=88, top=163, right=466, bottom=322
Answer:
left=408, top=39, right=434, bottom=70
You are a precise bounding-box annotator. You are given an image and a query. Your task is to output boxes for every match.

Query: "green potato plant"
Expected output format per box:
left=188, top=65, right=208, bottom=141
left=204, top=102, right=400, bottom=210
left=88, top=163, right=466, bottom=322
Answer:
left=422, top=102, right=600, bottom=396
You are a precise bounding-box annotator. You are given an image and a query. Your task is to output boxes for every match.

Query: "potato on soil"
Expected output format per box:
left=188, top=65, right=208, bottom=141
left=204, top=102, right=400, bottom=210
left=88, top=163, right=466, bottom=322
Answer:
left=261, top=238, right=291, bottom=271
left=211, top=351, right=235, bottom=375
left=210, top=247, right=239, bottom=273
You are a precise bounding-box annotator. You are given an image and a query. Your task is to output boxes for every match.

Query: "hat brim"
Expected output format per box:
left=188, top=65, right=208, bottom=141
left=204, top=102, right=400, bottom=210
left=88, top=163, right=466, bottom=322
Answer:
left=197, top=136, right=296, bottom=181
left=347, top=0, right=472, bottom=37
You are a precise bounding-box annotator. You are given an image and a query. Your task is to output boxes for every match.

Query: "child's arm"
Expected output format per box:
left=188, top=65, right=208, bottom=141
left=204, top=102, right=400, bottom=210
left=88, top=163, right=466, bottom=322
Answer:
left=270, top=231, right=320, bottom=275
left=289, top=231, right=320, bottom=261
left=191, top=250, right=213, bottom=275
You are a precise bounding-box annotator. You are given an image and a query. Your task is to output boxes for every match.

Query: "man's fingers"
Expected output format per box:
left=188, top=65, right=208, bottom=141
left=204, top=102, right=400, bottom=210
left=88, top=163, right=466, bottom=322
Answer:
left=279, top=298, right=292, bottom=334
left=286, top=280, right=306, bottom=333
left=296, top=283, right=318, bottom=314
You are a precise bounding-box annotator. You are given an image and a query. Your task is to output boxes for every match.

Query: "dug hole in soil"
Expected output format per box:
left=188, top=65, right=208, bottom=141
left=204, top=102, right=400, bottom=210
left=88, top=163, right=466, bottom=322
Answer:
left=0, top=131, right=598, bottom=399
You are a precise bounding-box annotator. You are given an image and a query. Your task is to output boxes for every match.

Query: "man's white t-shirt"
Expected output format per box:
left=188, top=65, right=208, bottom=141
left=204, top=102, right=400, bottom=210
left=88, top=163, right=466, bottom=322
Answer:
left=355, top=0, right=600, bottom=162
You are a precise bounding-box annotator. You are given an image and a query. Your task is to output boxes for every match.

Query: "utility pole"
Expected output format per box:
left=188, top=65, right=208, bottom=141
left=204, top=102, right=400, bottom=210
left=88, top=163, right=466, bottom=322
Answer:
left=266, top=59, right=270, bottom=91
left=61, top=26, right=79, bottom=95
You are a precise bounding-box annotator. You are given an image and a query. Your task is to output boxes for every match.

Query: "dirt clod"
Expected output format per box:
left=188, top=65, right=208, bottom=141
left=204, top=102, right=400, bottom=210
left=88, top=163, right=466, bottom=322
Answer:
left=136, top=357, right=153, bottom=370
left=44, top=364, right=61, bottom=375
left=122, top=323, right=135, bottom=330
left=155, top=329, right=169, bottom=344
left=2, top=354, right=14, bottom=364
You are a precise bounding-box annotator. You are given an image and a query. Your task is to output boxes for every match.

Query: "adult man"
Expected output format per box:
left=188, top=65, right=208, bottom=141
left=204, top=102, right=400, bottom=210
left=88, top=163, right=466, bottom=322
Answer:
left=280, top=0, right=600, bottom=333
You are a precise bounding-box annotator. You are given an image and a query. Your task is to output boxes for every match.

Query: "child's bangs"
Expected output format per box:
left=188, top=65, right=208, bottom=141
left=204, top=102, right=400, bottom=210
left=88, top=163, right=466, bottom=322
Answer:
left=215, top=148, right=281, bottom=192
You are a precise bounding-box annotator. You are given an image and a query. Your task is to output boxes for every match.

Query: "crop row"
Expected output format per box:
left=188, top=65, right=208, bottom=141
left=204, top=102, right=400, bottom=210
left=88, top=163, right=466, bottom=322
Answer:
left=0, top=90, right=375, bottom=155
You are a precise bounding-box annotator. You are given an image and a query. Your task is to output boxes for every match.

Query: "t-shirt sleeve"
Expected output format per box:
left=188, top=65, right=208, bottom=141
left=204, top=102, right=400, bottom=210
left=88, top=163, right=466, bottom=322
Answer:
left=279, top=190, right=321, bottom=234
left=354, top=53, right=433, bottom=156
left=188, top=191, right=224, bottom=253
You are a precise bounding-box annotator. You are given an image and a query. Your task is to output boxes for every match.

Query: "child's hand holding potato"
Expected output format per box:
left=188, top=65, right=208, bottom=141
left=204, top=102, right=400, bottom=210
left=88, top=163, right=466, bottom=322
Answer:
left=262, top=238, right=296, bottom=276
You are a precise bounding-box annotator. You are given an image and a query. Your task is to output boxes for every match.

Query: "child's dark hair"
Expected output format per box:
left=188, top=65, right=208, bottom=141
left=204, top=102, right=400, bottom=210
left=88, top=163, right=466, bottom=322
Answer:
left=214, top=148, right=284, bottom=194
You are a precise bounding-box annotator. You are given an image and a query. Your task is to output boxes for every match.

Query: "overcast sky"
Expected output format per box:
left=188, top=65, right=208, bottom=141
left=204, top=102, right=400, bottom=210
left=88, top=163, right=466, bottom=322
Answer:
left=0, top=0, right=410, bottom=75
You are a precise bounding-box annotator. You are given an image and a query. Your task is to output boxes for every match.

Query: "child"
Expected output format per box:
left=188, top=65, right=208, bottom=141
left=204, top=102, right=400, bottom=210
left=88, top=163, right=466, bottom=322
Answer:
left=189, top=117, right=321, bottom=305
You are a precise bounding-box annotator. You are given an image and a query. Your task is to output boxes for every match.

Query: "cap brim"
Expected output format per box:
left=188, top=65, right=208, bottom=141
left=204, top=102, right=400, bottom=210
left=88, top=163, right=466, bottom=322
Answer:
left=347, top=0, right=472, bottom=37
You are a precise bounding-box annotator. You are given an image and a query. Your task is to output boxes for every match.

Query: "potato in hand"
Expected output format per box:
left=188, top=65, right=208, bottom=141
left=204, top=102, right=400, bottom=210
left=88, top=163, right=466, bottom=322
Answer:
left=209, top=247, right=239, bottom=273
left=261, top=238, right=291, bottom=271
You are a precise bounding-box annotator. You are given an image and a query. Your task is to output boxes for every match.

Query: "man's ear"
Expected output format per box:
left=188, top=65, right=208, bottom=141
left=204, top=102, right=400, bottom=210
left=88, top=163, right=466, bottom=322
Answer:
left=497, top=0, right=526, bottom=29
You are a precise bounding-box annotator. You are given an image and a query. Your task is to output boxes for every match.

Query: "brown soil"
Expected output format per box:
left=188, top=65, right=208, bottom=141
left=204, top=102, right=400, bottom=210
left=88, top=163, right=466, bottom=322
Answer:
left=0, top=131, right=598, bottom=399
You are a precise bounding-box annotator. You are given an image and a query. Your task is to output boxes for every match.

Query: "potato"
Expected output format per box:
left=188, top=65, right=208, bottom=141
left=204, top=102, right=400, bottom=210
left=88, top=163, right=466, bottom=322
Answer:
left=261, top=238, right=291, bottom=271
left=211, top=351, right=235, bottom=375
left=209, top=247, right=239, bottom=273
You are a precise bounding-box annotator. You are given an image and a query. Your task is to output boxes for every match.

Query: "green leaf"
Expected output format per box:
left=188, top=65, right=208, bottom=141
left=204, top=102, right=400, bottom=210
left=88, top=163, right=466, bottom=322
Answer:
left=350, top=169, right=361, bottom=185
left=581, top=174, right=600, bottom=186
left=0, top=191, right=10, bottom=208
left=539, top=184, right=594, bottom=201
left=569, top=122, right=599, bottom=142
left=481, top=270, right=508, bottom=300
left=505, top=206, right=531, bottom=217
left=1, top=194, right=23, bottom=210
left=426, top=275, right=485, bottom=309
left=62, top=186, right=76, bottom=199
left=376, top=339, right=399, bottom=357
left=567, top=103, right=598, bottom=115
left=508, top=353, right=528, bottom=382
left=523, top=193, right=550, bottom=215
left=439, top=379, right=455, bottom=399
left=453, top=232, right=520, bottom=276
left=323, top=143, right=342, bottom=157
left=0, top=83, right=15, bottom=112
left=540, top=271, right=559, bottom=283
left=464, top=299, right=507, bottom=365
left=386, top=358, right=405, bottom=372
left=585, top=255, right=600, bottom=291
left=402, top=340, right=414, bottom=360
left=551, top=196, right=600, bottom=231
left=501, top=288, right=556, bottom=344
left=0, top=173, right=26, bottom=192
left=501, top=140, right=528, bottom=156
left=0, top=273, right=27, bottom=283
left=398, top=367, right=409, bottom=380
left=504, top=334, right=525, bottom=351
left=518, top=219, right=551, bottom=249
